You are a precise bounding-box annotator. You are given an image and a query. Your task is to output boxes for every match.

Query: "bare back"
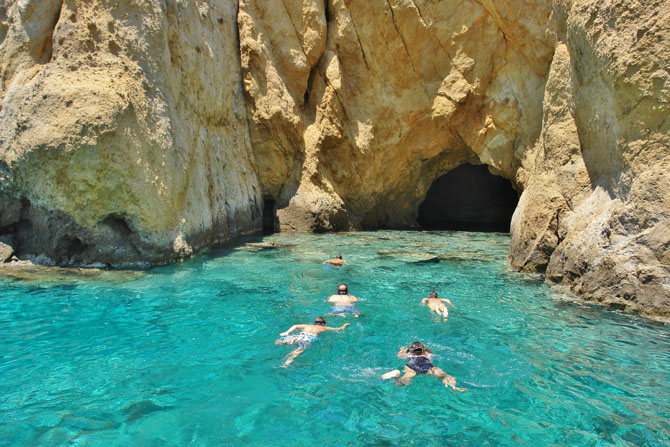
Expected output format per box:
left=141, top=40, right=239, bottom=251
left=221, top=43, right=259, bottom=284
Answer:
left=425, top=298, right=446, bottom=312
left=299, top=324, right=332, bottom=335
left=328, top=294, right=360, bottom=305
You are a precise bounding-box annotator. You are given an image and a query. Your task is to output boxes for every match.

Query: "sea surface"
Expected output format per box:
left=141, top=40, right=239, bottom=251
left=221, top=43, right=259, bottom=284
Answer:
left=1, top=231, right=669, bottom=446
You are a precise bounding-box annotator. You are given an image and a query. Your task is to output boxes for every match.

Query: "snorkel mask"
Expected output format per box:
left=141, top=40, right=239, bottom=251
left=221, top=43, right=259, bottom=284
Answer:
left=408, top=342, right=425, bottom=355
left=337, top=284, right=348, bottom=295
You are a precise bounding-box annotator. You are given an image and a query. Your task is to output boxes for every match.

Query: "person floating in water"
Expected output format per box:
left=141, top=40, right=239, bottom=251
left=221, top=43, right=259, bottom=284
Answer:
left=420, top=291, right=455, bottom=319
left=322, top=254, right=350, bottom=268
left=275, top=316, right=350, bottom=367
left=327, top=283, right=361, bottom=317
left=381, top=341, right=467, bottom=391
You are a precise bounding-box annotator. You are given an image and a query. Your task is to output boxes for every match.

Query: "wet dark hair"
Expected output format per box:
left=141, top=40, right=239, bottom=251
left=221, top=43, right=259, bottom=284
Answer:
left=337, top=283, right=348, bottom=295
left=429, top=291, right=438, bottom=298
left=407, top=341, right=433, bottom=355
left=314, top=316, right=326, bottom=326
left=336, top=254, right=343, bottom=260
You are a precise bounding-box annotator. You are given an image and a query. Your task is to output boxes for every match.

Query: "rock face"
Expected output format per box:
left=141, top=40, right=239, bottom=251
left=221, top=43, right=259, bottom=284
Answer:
left=238, top=0, right=555, bottom=230
left=510, top=0, right=670, bottom=318
left=1, top=1, right=668, bottom=316
left=0, top=0, right=262, bottom=264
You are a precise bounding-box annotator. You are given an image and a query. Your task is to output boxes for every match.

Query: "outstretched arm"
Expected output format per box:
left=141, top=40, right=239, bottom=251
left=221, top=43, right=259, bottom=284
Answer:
left=343, top=260, right=350, bottom=265
left=325, top=323, right=350, bottom=331
left=397, top=347, right=409, bottom=359
left=280, top=325, right=303, bottom=337
left=420, top=298, right=429, bottom=305
left=442, top=298, right=455, bottom=307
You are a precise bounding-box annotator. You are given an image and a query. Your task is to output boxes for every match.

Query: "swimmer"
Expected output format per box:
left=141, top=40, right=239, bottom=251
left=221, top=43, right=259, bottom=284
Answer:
left=381, top=341, right=467, bottom=391
left=322, top=254, right=350, bottom=268
left=275, top=316, right=350, bottom=367
left=420, top=291, right=455, bottom=319
left=327, top=283, right=361, bottom=317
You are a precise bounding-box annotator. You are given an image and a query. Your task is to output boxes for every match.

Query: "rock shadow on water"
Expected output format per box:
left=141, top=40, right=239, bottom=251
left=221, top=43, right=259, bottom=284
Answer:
left=376, top=250, right=440, bottom=264
left=122, top=400, right=175, bottom=425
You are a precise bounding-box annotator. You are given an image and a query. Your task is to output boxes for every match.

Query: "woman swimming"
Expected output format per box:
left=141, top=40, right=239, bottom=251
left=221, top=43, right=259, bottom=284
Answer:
left=381, top=341, right=467, bottom=391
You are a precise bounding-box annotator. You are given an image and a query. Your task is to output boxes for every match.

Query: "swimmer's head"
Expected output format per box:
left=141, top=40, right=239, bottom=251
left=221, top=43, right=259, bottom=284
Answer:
left=429, top=291, right=438, bottom=298
left=408, top=341, right=426, bottom=355
left=335, top=254, right=343, bottom=260
left=337, top=284, right=348, bottom=295
left=314, top=316, right=326, bottom=326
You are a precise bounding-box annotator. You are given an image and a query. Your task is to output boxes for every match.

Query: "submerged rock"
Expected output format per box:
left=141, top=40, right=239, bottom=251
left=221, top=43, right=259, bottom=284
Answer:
left=378, top=250, right=439, bottom=264
left=0, top=264, right=144, bottom=283
left=238, top=241, right=296, bottom=251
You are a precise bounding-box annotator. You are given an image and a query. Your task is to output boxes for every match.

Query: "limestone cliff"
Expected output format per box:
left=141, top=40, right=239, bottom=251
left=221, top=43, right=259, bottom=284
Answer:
left=510, top=0, right=670, bottom=317
left=1, top=0, right=668, bottom=316
left=239, top=0, right=555, bottom=230
left=0, top=0, right=262, bottom=264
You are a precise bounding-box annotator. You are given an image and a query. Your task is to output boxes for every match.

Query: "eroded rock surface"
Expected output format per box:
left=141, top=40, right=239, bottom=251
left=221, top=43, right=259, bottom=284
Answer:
left=0, top=0, right=262, bottom=264
left=239, top=0, right=555, bottom=230
left=510, top=0, right=670, bottom=317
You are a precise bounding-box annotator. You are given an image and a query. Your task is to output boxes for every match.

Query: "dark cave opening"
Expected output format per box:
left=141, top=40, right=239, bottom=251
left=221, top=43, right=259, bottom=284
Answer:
left=418, top=164, right=519, bottom=232
left=262, top=196, right=278, bottom=235
left=101, top=215, right=133, bottom=237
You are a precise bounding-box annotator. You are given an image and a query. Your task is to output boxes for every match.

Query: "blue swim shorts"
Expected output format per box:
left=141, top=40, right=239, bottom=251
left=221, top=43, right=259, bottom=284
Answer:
left=330, top=305, right=360, bottom=314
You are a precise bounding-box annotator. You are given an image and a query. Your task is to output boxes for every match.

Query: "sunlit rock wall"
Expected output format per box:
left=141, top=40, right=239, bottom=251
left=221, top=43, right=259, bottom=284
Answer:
left=510, top=0, right=670, bottom=317
left=0, top=0, right=262, bottom=264
left=238, top=0, right=555, bottom=230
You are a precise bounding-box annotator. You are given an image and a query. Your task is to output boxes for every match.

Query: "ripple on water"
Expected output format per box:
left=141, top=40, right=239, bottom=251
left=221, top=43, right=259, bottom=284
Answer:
left=0, top=231, right=669, bottom=447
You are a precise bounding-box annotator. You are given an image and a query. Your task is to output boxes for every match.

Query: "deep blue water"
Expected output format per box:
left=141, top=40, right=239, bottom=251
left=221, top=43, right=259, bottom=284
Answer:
left=1, top=231, right=669, bottom=446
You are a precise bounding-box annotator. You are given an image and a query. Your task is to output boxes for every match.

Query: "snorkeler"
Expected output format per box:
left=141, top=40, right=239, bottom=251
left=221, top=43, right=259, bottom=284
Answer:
left=322, top=254, right=350, bottom=268
left=327, top=283, right=361, bottom=317
left=420, top=291, right=455, bottom=319
left=275, top=316, right=350, bottom=367
left=381, top=342, right=467, bottom=391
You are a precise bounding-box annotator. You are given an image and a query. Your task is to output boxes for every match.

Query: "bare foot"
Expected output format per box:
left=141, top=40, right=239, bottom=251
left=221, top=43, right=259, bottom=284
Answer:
left=381, top=370, right=402, bottom=380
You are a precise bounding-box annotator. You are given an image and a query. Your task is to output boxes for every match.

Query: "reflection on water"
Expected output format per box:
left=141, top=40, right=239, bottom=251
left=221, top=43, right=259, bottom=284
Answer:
left=0, top=231, right=669, bottom=446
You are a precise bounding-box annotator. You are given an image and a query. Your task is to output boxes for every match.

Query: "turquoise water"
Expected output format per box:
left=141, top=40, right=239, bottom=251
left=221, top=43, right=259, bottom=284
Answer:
left=1, top=231, right=669, bottom=446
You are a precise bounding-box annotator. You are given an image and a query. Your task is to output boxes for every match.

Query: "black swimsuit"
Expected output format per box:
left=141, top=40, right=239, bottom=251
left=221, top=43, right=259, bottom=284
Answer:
left=406, top=355, right=434, bottom=374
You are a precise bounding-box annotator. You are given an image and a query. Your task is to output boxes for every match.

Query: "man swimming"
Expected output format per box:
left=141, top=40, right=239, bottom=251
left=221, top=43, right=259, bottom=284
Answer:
left=420, top=291, right=455, bottom=319
left=322, top=254, right=350, bottom=268
left=327, top=283, right=361, bottom=317
left=381, top=341, right=467, bottom=391
left=275, top=316, right=350, bottom=367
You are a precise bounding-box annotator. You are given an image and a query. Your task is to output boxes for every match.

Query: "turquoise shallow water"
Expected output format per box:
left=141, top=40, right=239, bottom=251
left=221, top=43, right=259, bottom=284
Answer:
left=1, top=231, right=669, bottom=446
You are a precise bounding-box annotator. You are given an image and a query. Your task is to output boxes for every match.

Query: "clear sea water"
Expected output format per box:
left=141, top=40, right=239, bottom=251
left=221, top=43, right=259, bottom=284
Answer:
left=1, top=231, right=669, bottom=447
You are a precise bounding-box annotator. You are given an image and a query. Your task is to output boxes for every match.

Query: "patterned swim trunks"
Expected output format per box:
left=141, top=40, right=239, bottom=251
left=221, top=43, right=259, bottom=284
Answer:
left=278, top=332, right=317, bottom=349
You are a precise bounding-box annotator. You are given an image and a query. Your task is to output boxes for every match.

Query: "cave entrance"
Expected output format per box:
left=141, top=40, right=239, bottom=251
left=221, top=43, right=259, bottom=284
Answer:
left=262, top=196, right=278, bottom=235
left=417, top=164, right=519, bottom=232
